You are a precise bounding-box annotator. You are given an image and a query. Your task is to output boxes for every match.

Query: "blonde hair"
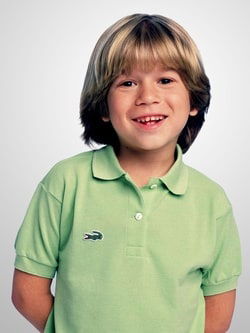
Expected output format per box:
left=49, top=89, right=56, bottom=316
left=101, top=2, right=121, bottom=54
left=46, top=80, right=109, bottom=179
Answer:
left=79, top=13, right=210, bottom=153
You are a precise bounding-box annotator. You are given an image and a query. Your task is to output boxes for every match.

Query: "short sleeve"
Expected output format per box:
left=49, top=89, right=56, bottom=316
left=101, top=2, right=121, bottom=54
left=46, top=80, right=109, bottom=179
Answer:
left=201, top=206, right=242, bottom=296
left=14, top=182, right=62, bottom=278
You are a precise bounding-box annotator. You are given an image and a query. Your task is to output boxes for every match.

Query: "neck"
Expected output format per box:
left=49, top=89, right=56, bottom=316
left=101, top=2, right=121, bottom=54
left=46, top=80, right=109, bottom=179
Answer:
left=116, top=144, right=177, bottom=185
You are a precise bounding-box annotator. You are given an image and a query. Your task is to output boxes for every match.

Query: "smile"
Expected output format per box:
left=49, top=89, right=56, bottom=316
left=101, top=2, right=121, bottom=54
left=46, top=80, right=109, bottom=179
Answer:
left=132, top=115, right=168, bottom=130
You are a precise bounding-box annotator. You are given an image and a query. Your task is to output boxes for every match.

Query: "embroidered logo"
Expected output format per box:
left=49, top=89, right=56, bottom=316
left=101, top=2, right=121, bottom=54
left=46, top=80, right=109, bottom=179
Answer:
left=83, top=230, right=104, bottom=241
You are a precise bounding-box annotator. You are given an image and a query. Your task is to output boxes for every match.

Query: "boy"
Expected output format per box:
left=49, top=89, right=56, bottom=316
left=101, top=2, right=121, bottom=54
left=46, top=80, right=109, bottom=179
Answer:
left=12, top=14, right=242, bottom=332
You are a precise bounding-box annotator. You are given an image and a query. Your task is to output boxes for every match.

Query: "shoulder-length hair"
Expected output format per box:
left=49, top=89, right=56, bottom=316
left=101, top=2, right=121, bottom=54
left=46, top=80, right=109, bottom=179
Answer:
left=79, top=13, right=211, bottom=154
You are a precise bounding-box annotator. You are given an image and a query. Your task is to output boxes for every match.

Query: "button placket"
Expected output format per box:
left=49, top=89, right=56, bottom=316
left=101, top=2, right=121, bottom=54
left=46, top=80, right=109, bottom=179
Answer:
left=125, top=182, right=146, bottom=256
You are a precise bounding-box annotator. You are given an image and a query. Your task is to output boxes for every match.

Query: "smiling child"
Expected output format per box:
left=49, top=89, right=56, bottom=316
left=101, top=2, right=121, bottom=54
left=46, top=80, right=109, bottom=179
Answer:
left=12, top=14, right=242, bottom=333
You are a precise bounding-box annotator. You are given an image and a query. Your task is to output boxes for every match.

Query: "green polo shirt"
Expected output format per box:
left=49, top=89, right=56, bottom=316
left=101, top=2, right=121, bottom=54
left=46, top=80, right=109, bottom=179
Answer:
left=14, top=144, right=242, bottom=333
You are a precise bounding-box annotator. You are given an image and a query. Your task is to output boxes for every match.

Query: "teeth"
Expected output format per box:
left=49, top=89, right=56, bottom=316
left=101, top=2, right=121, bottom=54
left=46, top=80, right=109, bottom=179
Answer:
left=136, top=115, right=166, bottom=122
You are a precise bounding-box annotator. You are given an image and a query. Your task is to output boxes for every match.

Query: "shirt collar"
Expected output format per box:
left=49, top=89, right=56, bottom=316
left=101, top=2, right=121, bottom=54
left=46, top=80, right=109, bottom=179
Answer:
left=159, top=144, right=189, bottom=195
left=92, top=145, right=126, bottom=180
left=92, top=144, right=188, bottom=195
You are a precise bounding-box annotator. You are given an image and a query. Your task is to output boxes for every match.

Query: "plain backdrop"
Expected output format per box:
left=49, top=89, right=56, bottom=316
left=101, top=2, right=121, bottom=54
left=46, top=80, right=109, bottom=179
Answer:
left=1, top=0, right=249, bottom=332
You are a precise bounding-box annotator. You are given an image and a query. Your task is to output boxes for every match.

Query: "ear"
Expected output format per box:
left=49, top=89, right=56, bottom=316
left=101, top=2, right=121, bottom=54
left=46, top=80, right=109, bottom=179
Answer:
left=189, top=108, right=198, bottom=116
left=102, top=116, right=110, bottom=122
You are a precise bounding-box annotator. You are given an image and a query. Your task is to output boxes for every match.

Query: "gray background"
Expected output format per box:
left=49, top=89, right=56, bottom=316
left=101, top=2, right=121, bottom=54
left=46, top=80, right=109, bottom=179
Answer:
left=1, top=0, right=249, bottom=332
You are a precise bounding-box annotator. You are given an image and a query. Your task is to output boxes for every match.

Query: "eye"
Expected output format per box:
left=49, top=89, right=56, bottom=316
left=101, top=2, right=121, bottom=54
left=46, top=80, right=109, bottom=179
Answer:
left=120, top=81, right=135, bottom=87
left=160, top=78, right=173, bottom=84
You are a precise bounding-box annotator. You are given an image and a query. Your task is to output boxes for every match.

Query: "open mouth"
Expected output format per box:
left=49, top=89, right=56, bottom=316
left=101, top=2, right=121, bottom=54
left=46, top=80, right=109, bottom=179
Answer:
left=132, top=115, right=168, bottom=126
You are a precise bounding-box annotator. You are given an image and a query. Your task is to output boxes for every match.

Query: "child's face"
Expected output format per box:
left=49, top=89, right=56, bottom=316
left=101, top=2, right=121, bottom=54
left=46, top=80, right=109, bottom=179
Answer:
left=103, top=63, right=198, bottom=155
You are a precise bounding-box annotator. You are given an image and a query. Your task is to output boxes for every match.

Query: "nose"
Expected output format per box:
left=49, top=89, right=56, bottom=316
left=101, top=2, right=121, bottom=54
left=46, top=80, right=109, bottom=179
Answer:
left=135, top=82, right=161, bottom=106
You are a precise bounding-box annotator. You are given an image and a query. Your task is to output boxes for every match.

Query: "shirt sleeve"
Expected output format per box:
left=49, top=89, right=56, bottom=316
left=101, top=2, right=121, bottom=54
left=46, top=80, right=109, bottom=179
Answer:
left=201, top=206, right=242, bottom=296
left=14, top=182, right=62, bottom=279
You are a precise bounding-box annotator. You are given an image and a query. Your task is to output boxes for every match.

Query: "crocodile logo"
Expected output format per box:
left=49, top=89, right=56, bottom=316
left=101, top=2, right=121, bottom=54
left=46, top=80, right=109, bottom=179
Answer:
left=83, top=230, right=104, bottom=241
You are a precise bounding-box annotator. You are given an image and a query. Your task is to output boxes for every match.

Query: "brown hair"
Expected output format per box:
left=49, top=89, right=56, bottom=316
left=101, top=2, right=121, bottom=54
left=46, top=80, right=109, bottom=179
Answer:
left=79, top=13, right=211, bottom=153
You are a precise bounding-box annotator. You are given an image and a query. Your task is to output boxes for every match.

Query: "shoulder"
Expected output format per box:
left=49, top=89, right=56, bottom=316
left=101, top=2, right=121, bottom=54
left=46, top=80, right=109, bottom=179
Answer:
left=185, top=164, right=232, bottom=217
left=39, top=149, right=94, bottom=201
left=45, top=149, right=94, bottom=176
left=186, top=164, right=223, bottom=191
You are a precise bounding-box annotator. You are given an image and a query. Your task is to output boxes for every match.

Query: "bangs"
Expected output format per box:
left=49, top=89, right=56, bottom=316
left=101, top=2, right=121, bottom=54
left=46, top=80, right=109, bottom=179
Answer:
left=103, top=17, right=202, bottom=83
left=120, top=39, right=180, bottom=74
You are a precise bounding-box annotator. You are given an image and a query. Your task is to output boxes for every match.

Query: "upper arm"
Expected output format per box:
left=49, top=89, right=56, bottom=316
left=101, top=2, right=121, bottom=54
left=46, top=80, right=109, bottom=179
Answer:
left=12, top=268, right=53, bottom=307
left=204, top=289, right=236, bottom=332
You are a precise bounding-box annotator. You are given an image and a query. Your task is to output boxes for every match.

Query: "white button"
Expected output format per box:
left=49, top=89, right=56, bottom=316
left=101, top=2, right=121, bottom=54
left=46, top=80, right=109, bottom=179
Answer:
left=150, top=184, right=158, bottom=189
left=134, top=212, right=143, bottom=220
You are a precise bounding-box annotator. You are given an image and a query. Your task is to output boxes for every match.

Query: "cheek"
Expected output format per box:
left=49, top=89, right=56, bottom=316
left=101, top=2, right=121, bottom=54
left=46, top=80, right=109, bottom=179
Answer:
left=108, top=94, right=131, bottom=118
left=168, top=91, right=190, bottom=112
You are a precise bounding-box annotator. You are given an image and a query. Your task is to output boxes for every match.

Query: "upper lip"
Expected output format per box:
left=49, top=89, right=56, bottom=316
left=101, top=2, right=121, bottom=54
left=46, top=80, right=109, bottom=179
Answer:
left=132, top=114, right=168, bottom=120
